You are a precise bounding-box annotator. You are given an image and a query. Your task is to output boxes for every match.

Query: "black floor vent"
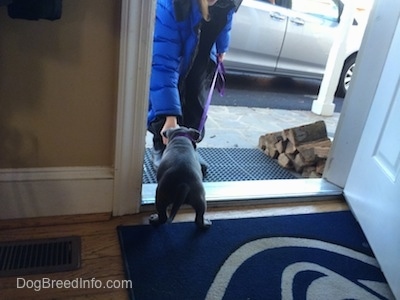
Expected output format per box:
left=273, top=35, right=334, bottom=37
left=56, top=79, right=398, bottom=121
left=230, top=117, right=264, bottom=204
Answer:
left=0, top=236, right=81, bottom=277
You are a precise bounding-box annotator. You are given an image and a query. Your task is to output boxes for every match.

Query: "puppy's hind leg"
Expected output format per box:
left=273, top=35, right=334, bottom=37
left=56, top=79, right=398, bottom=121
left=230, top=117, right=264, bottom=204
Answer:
left=149, top=212, right=167, bottom=226
left=192, top=196, right=212, bottom=229
left=149, top=192, right=168, bottom=226
left=149, top=207, right=168, bottom=226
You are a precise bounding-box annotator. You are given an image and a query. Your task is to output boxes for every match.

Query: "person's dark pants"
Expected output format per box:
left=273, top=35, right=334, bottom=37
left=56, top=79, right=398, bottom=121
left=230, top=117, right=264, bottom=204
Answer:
left=147, top=116, right=167, bottom=173
left=148, top=60, right=215, bottom=174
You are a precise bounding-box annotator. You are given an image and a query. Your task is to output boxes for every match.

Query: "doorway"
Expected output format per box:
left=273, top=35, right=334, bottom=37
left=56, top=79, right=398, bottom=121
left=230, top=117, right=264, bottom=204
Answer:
left=113, top=0, right=368, bottom=215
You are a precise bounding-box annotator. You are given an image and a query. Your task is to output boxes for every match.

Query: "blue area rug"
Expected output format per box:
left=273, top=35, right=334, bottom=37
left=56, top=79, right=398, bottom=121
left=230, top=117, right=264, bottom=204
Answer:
left=117, top=211, right=393, bottom=300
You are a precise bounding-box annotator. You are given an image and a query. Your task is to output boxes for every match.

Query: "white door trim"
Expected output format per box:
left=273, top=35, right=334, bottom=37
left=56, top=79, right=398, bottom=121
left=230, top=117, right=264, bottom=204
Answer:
left=112, top=0, right=156, bottom=216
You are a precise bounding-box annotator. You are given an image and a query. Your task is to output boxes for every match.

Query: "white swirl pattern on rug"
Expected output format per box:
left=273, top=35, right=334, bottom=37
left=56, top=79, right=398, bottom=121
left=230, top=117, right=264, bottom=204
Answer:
left=205, top=237, right=394, bottom=300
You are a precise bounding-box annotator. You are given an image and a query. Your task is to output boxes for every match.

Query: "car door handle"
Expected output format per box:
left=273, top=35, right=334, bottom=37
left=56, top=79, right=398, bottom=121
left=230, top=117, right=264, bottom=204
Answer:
left=270, top=11, right=286, bottom=21
left=290, top=17, right=305, bottom=26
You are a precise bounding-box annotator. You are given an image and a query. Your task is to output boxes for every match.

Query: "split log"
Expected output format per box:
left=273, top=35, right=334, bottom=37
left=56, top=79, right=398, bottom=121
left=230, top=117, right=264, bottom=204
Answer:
left=265, top=131, right=283, bottom=146
left=309, top=171, right=321, bottom=178
left=301, top=166, right=317, bottom=178
left=275, top=139, right=287, bottom=154
left=283, top=121, right=327, bottom=147
left=259, top=121, right=332, bottom=178
left=296, top=146, right=315, bottom=163
left=292, top=152, right=313, bottom=173
left=265, top=132, right=283, bottom=158
left=284, top=140, right=297, bottom=154
left=277, top=153, right=292, bottom=169
left=315, top=159, right=327, bottom=174
left=296, top=139, right=332, bottom=163
left=314, top=144, right=332, bottom=159
left=269, top=148, right=279, bottom=159
left=258, top=135, right=267, bottom=151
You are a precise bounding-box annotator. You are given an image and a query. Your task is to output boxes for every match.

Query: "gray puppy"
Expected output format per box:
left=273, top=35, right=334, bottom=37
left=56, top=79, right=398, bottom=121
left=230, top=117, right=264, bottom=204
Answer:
left=149, top=126, right=211, bottom=229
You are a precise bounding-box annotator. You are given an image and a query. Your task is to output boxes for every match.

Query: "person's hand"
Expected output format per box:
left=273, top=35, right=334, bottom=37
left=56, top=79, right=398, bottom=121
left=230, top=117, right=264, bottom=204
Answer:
left=217, top=53, right=225, bottom=62
left=161, top=116, right=178, bottom=145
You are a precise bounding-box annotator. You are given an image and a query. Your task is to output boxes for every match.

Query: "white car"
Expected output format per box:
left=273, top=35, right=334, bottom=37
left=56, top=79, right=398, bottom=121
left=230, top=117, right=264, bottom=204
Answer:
left=224, top=0, right=369, bottom=97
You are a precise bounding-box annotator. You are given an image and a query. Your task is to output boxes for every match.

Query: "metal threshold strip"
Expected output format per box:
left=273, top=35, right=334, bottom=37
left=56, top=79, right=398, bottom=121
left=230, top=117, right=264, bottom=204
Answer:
left=142, top=147, right=343, bottom=207
left=141, top=178, right=343, bottom=206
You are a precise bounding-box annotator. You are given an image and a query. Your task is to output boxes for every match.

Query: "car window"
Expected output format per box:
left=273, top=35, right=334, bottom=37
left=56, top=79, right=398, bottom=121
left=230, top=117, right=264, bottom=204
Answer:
left=290, top=0, right=339, bottom=22
left=255, top=0, right=275, bottom=5
left=275, top=0, right=293, bottom=9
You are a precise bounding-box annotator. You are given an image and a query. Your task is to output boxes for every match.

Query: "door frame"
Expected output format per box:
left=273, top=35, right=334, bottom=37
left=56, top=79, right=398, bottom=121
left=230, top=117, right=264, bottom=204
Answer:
left=112, top=0, right=391, bottom=216
left=112, top=0, right=156, bottom=215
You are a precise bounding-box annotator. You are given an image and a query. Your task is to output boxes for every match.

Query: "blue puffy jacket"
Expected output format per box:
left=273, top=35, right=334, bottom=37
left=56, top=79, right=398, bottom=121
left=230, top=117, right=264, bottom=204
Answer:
left=148, top=0, right=236, bottom=126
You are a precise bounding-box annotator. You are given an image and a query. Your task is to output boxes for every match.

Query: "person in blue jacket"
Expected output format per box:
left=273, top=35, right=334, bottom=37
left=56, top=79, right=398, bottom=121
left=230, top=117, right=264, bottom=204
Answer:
left=148, top=0, right=242, bottom=174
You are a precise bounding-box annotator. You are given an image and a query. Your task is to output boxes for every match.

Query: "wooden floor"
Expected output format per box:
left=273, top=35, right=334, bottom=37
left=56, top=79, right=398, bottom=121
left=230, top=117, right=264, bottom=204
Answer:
left=0, top=198, right=349, bottom=299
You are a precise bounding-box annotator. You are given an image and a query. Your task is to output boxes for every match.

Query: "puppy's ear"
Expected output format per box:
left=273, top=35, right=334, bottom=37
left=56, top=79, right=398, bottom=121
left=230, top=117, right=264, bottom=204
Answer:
left=162, top=126, right=179, bottom=139
left=188, top=128, right=201, bottom=142
left=162, top=129, right=172, bottom=139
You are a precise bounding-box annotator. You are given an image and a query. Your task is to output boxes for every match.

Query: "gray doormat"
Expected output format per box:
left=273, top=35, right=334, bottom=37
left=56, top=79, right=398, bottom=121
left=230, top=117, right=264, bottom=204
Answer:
left=0, top=236, right=81, bottom=277
left=143, top=147, right=296, bottom=184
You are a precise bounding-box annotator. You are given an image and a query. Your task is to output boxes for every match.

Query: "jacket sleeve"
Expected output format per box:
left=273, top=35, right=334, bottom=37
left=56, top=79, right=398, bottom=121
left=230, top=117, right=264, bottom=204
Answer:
left=149, top=0, right=183, bottom=119
left=215, top=9, right=235, bottom=54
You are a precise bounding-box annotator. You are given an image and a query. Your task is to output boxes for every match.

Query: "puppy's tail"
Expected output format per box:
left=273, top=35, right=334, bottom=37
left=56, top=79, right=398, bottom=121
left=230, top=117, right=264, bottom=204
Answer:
left=168, top=183, right=190, bottom=223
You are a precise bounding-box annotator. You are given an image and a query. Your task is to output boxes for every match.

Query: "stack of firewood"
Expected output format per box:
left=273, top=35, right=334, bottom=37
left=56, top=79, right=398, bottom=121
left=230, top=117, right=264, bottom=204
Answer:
left=258, top=121, right=332, bottom=178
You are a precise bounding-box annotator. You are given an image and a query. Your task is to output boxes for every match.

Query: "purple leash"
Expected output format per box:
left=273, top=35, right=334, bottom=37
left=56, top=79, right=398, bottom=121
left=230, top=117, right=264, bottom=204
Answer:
left=197, top=62, right=225, bottom=135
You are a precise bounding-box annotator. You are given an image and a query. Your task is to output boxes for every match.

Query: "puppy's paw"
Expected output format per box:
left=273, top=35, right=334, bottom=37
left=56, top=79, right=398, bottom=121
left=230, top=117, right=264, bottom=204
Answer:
left=149, top=213, right=160, bottom=225
left=197, top=218, right=212, bottom=229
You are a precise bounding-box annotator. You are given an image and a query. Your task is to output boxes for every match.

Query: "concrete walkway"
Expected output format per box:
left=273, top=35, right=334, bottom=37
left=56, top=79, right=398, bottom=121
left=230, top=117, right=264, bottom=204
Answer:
left=146, top=105, right=340, bottom=149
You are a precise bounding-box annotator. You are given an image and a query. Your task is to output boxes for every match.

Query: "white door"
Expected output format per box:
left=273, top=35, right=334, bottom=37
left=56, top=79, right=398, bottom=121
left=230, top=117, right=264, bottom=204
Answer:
left=344, top=17, right=400, bottom=299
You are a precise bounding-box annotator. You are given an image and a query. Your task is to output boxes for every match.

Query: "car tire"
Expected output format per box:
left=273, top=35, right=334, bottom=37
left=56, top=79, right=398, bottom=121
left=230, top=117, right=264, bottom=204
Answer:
left=336, top=54, right=357, bottom=98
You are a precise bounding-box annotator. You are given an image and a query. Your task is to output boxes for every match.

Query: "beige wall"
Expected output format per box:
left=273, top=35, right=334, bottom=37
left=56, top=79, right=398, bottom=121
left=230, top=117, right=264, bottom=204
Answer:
left=0, top=0, right=121, bottom=168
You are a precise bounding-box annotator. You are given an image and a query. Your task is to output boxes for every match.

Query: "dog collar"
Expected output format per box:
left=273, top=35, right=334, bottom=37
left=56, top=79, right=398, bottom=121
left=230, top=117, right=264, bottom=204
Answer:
left=170, top=132, right=199, bottom=143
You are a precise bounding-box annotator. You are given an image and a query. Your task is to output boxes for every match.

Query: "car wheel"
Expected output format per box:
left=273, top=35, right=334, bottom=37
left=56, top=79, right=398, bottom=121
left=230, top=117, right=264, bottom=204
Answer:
left=336, top=54, right=357, bottom=98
